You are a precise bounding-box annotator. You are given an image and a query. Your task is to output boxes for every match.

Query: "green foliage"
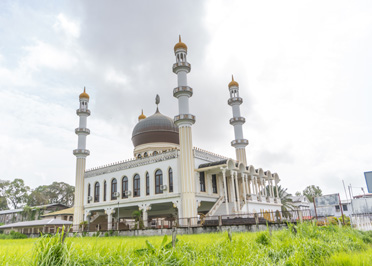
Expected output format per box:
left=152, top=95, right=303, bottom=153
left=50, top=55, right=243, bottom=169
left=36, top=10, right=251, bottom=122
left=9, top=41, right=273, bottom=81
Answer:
left=0, top=230, right=27, bottom=239
left=256, top=231, right=270, bottom=245
left=1, top=223, right=372, bottom=265
left=27, top=182, right=75, bottom=207
left=1, top=179, right=30, bottom=209
left=303, top=185, right=322, bottom=202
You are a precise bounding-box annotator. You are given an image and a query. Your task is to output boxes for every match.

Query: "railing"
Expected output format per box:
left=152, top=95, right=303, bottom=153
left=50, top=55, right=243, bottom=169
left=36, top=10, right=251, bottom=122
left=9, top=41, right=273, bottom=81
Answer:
left=229, top=117, right=245, bottom=125
left=206, top=196, right=225, bottom=217
left=173, top=86, right=193, bottom=97
left=227, top=97, right=243, bottom=105
left=67, top=209, right=313, bottom=233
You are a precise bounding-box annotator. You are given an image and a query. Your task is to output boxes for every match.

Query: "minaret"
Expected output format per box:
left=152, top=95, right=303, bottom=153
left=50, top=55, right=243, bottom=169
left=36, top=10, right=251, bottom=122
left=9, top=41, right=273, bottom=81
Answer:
left=228, top=76, right=248, bottom=165
left=73, top=87, right=90, bottom=231
left=173, top=36, right=197, bottom=220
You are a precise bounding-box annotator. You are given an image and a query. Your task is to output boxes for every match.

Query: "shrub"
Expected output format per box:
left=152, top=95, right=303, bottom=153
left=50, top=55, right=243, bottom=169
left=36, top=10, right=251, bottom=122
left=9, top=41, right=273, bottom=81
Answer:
left=256, top=231, right=270, bottom=245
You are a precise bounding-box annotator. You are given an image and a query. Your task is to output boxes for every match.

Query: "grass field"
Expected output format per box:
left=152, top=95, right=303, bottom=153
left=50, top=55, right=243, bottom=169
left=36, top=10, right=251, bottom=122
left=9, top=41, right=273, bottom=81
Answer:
left=1, top=223, right=372, bottom=265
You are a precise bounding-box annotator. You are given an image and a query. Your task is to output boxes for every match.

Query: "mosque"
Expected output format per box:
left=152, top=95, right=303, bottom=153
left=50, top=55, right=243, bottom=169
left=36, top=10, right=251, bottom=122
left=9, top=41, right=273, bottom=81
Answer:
left=72, top=37, right=282, bottom=231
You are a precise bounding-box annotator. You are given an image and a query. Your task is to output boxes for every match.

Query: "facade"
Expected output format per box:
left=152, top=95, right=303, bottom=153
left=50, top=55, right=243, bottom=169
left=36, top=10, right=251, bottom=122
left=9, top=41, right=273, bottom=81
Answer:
left=73, top=37, right=282, bottom=231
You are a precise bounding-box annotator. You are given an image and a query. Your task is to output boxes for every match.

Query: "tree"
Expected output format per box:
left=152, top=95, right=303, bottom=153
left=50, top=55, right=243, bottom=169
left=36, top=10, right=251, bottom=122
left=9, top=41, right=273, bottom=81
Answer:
left=27, top=182, right=75, bottom=207
left=295, top=191, right=302, bottom=196
left=3, top=179, right=30, bottom=209
left=303, top=185, right=322, bottom=202
left=266, top=185, right=294, bottom=212
left=0, top=181, right=10, bottom=210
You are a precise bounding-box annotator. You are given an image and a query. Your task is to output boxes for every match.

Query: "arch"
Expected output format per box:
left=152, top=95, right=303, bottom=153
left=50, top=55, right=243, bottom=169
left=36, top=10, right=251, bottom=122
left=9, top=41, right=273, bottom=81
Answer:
left=155, top=169, right=163, bottom=194
left=94, top=182, right=100, bottom=202
left=122, top=176, right=128, bottom=198
left=247, top=165, right=256, bottom=175
left=111, top=178, right=117, bottom=200
left=87, top=183, right=91, bottom=203
left=227, top=159, right=235, bottom=170
left=168, top=167, right=173, bottom=193
left=146, top=172, right=150, bottom=196
left=133, top=174, right=140, bottom=197
left=103, top=180, right=107, bottom=201
left=153, top=151, right=158, bottom=156
left=238, top=162, right=246, bottom=173
left=144, top=152, right=148, bottom=157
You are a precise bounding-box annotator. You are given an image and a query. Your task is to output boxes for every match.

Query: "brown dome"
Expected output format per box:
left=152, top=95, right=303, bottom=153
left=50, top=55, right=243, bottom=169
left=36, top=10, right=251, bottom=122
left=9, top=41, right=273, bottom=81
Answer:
left=132, top=109, right=179, bottom=147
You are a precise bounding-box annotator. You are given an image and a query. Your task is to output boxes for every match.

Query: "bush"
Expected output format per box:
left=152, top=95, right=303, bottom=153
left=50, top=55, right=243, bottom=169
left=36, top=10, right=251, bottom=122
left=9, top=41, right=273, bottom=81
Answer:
left=256, top=231, right=270, bottom=245
left=0, top=230, right=27, bottom=239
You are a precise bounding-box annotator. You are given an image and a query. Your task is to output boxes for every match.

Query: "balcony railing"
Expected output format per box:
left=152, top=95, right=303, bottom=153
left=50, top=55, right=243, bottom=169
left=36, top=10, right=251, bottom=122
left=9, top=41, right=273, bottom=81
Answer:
left=227, top=97, right=243, bottom=105
left=75, top=128, right=90, bottom=134
left=174, top=114, right=195, bottom=124
left=229, top=117, right=245, bottom=125
left=173, top=86, right=193, bottom=97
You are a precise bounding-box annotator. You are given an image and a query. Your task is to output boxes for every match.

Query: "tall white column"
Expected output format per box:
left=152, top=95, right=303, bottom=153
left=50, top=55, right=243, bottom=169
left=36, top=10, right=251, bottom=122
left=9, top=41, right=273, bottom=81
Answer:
left=228, top=76, right=248, bottom=165
left=230, top=173, right=237, bottom=212
left=73, top=88, right=90, bottom=232
left=221, top=168, right=229, bottom=215
left=105, top=208, right=115, bottom=231
left=242, top=174, right=247, bottom=212
left=173, top=36, right=197, bottom=222
left=234, top=172, right=241, bottom=214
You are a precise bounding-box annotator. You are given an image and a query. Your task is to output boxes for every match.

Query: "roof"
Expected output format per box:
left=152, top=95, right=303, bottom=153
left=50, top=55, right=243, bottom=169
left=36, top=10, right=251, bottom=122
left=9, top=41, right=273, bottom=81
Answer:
left=198, top=159, right=228, bottom=169
left=42, top=207, right=74, bottom=217
left=0, top=219, right=72, bottom=229
left=132, top=109, right=179, bottom=147
left=0, top=203, right=69, bottom=215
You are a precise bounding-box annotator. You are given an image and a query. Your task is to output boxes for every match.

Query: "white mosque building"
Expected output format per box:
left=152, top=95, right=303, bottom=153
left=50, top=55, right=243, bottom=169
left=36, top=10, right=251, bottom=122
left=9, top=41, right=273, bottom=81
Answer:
left=73, top=37, right=282, bottom=231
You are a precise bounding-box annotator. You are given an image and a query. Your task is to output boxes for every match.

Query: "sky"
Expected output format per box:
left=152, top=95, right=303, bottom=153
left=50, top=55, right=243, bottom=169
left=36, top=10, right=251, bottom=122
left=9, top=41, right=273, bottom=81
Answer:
left=0, top=0, right=371, bottom=199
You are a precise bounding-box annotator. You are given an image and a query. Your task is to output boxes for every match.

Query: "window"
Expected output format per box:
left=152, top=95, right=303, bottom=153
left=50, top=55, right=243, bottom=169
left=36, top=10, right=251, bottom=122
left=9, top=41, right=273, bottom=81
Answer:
left=133, top=174, right=140, bottom=197
left=88, top=184, right=91, bottom=203
left=144, top=152, right=148, bottom=157
left=155, top=169, right=163, bottom=194
left=153, top=151, right=158, bottom=156
left=111, top=178, right=117, bottom=200
left=200, top=172, right=206, bottom=192
left=169, top=168, right=173, bottom=192
left=343, top=204, right=348, bottom=211
left=122, top=176, right=128, bottom=198
left=335, top=205, right=340, bottom=212
left=146, top=172, right=150, bottom=195
left=103, top=181, right=107, bottom=201
left=94, top=182, right=100, bottom=202
left=212, top=174, right=217, bottom=194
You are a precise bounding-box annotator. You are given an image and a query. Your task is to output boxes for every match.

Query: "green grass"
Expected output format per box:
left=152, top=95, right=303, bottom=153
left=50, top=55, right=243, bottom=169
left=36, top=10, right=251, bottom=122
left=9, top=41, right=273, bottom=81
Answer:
left=0, top=223, right=372, bottom=265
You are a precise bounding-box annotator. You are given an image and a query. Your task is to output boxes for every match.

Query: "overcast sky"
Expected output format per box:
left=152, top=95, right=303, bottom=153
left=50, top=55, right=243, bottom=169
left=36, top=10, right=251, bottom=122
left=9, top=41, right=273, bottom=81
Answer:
left=0, top=0, right=371, bottom=198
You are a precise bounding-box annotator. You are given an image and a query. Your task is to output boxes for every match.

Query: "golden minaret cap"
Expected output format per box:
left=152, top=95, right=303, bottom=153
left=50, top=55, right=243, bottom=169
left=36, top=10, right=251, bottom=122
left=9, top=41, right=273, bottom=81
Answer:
left=138, top=109, right=146, bottom=121
left=228, top=75, right=239, bottom=88
left=79, top=87, right=90, bottom=99
left=174, top=35, right=188, bottom=52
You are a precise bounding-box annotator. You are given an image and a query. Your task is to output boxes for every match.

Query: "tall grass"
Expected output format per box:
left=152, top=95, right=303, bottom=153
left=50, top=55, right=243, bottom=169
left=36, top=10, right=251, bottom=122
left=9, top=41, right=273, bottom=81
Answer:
left=0, top=222, right=372, bottom=265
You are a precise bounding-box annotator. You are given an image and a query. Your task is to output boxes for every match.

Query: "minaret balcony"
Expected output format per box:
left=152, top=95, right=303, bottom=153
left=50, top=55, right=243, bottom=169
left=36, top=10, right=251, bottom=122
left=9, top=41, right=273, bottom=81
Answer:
left=172, top=62, right=191, bottom=74
left=231, top=139, right=249, bottom=148
left=76, top=109, right=91, bottom=116
left=174, top=114, right=195, bottom=125
left=75, top=128, right=90, bottom=135
left=173, top=86, right=193, bottom=98
left=229, top=117, right=245, bottom=125
left=73, top=149, right=90, bottom=156
left=228, top=97, right=243, bottom=106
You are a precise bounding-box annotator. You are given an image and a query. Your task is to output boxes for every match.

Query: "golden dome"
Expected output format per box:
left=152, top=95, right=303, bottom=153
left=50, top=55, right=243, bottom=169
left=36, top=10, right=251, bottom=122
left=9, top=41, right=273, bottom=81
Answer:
left=138, top=109, right=146, bottom=121
left=228, top=75, right=239, bottom=88
left=174, top=35, right=187, bottom=52
left=79, top=87, right=89, bottom=99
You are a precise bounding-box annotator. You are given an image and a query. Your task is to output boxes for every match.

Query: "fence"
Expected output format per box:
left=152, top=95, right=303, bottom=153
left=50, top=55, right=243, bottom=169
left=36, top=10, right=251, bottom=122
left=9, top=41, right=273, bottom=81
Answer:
left=71, top=209, right=312, bottom=233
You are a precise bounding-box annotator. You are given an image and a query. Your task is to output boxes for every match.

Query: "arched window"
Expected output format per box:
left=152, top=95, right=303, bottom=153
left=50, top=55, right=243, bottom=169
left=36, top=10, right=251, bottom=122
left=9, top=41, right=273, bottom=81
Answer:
left=146, top=172, right=150, bottom=196
left=103, top=181, right=107, bottom=201
left=144, top=152, right=148, bottom=157
left=153, top=151, right=158, bottom=156
left=94, top=182, right=100, bottom=202
left=155, top=169, right=163, bottom=194
left=133, top=174, right=140, bottom=197
left=169, top=168, right=173, bottom=193
left=122, top=176, right=128, bottom=198
left=88, top=184, right=91, bottom=203
left=111, top=178, right=117, bottom=200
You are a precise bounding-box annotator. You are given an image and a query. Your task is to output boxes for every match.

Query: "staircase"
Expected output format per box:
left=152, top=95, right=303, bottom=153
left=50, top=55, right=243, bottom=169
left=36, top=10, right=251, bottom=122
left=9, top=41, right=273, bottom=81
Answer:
left=212, top=202, right=236, bottom=216
left=206, top=196, right=225, bottom=217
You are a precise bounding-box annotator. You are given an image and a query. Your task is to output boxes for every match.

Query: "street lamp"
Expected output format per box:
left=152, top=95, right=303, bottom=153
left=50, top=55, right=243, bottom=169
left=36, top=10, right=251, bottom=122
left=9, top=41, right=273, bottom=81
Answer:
left=113, top=192, right=120, bottom=230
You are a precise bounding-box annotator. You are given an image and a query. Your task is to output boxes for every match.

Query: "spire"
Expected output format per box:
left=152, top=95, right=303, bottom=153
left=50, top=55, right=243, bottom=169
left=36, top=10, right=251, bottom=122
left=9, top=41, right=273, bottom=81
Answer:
left=179, top=35, right=181, bottom=42
left=79, top=86, right=90, bottom=99
left=155, top=94, right=160, bottom=112
left=138, top=109, right=146, bottom=121
left=228, top=75, right=239, bottom=88
left=174, top=35, right=187, bottom=52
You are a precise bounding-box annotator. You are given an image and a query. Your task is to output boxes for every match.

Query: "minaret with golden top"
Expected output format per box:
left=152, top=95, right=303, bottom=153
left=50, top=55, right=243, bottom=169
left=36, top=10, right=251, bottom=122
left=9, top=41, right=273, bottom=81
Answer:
left=228, top=76, right=248, bottom=165
left=173, top=36, right=197, bottom=221
left=73, top=87, right=90, bottom=231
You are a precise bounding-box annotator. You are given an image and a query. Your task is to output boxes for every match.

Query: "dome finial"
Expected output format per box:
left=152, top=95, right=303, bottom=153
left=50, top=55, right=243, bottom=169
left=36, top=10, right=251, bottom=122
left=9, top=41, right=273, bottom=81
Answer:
left=155, top=94, right=160, bottom=112
left=179, top=35, right=181, bottom=42
left=79, top=86, right=90, bottom=99
left=174, top=35, right=187, bottom=52
left=138, top=109, right=146, bottom=121
left=228, top=75, right=239, bottom=88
